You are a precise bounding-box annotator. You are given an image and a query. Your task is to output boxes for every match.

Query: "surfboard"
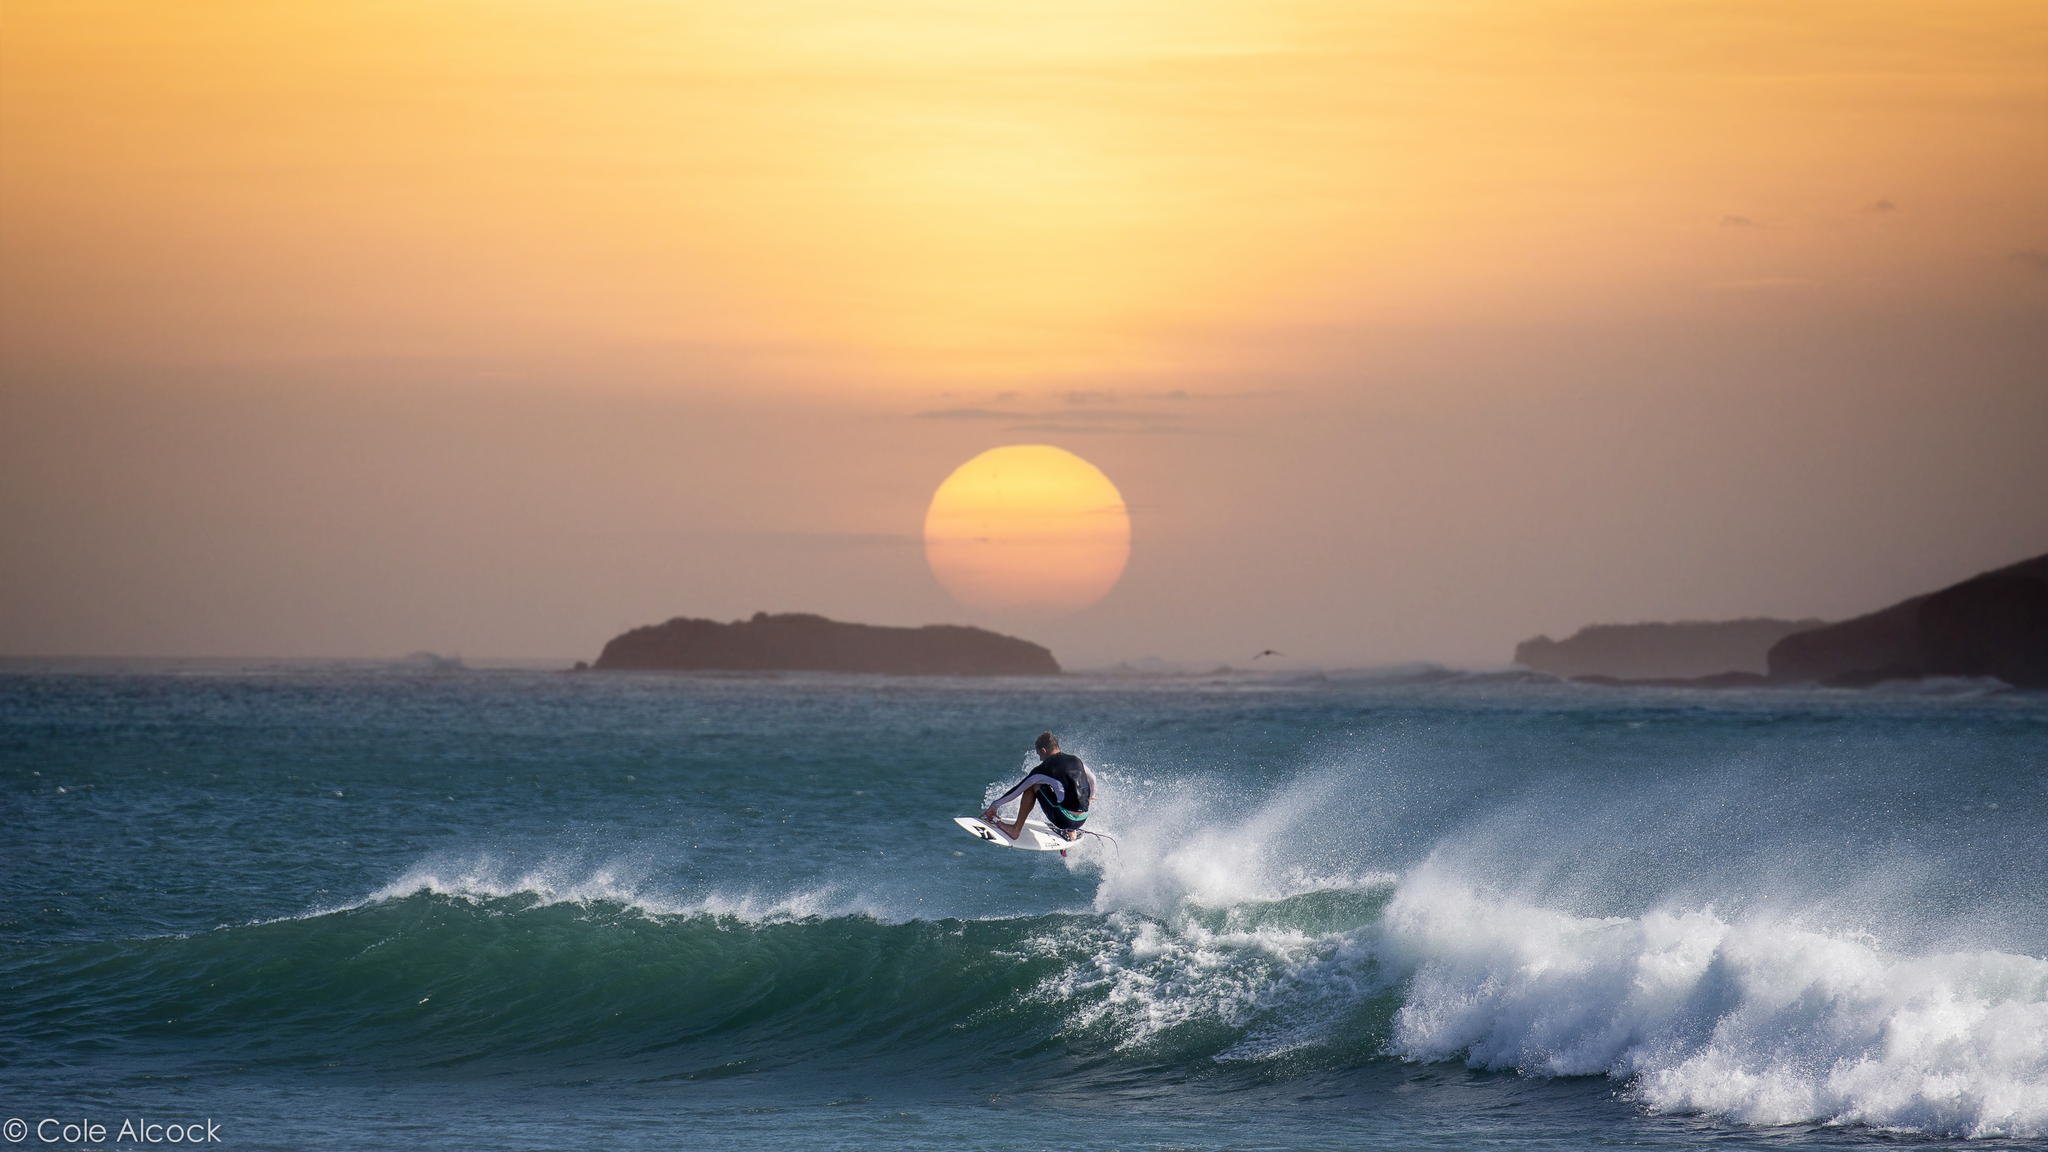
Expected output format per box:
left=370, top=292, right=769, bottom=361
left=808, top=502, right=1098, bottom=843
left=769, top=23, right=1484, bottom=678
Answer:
left=954, top=815, right=1073, bottom=852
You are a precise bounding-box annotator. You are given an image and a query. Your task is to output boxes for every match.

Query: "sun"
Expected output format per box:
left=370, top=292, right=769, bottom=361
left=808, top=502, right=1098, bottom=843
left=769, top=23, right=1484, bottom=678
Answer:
left=923, top=445, right=1131, bottom=614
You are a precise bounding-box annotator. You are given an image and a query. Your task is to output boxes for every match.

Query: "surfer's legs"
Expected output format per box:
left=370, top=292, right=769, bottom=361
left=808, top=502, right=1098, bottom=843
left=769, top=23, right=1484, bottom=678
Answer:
left=1029, top=789, right=1084, bottom=840
left=999, top=785, right=1039, bottom=839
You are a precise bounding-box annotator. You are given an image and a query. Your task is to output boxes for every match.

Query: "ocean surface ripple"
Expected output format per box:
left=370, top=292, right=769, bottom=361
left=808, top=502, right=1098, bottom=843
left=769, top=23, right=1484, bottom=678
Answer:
left=3, top=665, right=2043, bottom=1149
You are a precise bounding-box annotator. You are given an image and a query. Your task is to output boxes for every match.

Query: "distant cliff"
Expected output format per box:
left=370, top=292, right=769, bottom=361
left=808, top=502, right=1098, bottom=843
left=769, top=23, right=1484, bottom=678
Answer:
left=591, top=612, right=1060, bottom=676
left=1515, top=618, right=1826, bottom=680
left=1768, top=552, right=2048, bottom=687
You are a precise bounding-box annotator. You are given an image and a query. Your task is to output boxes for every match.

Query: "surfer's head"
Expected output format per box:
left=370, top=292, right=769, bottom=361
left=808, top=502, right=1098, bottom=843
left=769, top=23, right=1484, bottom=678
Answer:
left=1035, top=731, right=1059, bottom=758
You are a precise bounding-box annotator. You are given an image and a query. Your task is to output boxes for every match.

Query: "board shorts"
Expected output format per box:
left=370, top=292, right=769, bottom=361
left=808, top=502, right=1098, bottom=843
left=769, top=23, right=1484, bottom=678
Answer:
left=1034, top=789, right=1087, bottom=832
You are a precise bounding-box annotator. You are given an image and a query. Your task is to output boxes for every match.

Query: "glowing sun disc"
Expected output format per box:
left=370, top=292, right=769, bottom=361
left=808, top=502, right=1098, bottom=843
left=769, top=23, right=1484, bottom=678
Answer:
left=923, top=445, right=1130, bottom=613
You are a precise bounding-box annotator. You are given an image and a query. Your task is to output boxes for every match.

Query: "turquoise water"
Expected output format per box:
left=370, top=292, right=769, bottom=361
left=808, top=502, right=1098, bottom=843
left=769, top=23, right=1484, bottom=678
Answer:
left=3, top=665, right=2045, bottom=1150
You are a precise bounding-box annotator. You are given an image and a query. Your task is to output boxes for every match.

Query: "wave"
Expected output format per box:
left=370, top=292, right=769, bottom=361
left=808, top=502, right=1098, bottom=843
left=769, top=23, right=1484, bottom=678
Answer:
left=360, top=855, right=897, bottom=923
left=10, top=736, right=2046, bottom=1141
left=1862, top=675, right=2018, bottom=697
left=1378, top=868, right=2048, bottom=1139
left=8, top=854, right=2042, bottom=1140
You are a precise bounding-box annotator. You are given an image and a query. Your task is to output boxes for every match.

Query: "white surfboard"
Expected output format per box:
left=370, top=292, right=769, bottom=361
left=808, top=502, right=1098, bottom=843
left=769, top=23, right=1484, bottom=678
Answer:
left=954, top=815, right=1074, bottom=852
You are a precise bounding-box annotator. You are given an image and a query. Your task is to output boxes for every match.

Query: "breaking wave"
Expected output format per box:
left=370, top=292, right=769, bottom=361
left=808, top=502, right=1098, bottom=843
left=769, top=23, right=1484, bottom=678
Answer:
left=8, top=748, right=2044, bottom=1142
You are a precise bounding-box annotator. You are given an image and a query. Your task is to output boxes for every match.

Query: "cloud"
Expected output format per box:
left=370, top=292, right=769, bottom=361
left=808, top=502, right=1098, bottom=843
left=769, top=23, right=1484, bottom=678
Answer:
left=1864, top=198, right=1898, bottom=213
left=695, top=529, right=920, bottom=550
left=910, top=404, right=1186, bottom=435
left=1719, top=214, right=1759, bottom=228
left=1003, top=420, right=1186, bottom=437
left=2011, top=250, right=2048, bottom=272
left=911, top=407, right=1018, bottom=421
left=912, top=406, right=1179, bottom=425
left=907, top=386, right=1260, bottom=435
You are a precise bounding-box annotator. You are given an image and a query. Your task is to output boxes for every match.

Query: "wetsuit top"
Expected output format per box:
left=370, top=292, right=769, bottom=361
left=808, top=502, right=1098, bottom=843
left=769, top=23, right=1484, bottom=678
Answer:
left=994, top=752, right=1096, bottom=828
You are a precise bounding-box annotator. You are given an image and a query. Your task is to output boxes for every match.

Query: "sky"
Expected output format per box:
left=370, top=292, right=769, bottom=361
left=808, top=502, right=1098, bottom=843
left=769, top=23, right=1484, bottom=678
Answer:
left=3, top=0, right=2046, bottom=667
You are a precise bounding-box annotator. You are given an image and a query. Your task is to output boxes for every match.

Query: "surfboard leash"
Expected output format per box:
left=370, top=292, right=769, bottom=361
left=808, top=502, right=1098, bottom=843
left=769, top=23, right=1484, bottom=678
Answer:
left=1078, top=828, right=1121, bottom=860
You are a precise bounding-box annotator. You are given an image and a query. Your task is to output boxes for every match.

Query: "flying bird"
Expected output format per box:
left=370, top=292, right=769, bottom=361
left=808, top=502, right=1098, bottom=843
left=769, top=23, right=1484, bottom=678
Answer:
left=1252, top=649, right=1284, bottom=660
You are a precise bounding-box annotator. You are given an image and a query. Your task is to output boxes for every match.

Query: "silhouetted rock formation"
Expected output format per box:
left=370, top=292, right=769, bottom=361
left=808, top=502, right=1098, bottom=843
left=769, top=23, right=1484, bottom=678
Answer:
left=1768, top=553, right=2048, bottom=688
left=592, top=612, right=1060, bottom=676
left=1515, top=618, right=1825, bottom=679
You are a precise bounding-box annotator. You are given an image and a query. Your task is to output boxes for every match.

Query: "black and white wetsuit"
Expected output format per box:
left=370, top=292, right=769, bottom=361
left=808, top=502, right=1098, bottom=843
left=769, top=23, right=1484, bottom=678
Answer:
left=993, top=752, right=1097, bottom=831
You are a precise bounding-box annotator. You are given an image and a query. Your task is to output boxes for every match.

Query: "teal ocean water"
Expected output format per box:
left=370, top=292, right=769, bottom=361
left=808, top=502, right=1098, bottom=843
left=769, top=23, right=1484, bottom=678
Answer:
left=3, top=664, right=2045, bottom=1150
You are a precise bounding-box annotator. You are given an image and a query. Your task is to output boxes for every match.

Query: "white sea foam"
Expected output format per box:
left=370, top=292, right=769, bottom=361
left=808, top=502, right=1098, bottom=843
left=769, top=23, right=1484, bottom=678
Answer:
left=1052, top=757, right=2048, bottom=1145
left=1033, top=912, right=1335, bottom=1049
left=361, top=854, right=896, bottom=923
left=1034, top=864, right=2048, bottom=1138
left=1033, top=766, right=1402, bottom=1053
left=1379, top=868, right=2048, bottom=1138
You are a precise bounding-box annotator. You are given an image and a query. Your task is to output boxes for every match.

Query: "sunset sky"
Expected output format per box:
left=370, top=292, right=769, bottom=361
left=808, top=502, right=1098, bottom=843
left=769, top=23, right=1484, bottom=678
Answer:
left=4, top=1, right=2046, bottom=666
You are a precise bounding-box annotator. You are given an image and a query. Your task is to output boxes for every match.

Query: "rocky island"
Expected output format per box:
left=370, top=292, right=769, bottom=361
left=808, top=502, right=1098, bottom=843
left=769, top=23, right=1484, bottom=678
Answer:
left=588, top=612, right=1060, bottom=676
left=1514, top=618, right=1824, bottom=680
left=1768, top=552, right=2048, bottom=688
left=1518, top=550, right=2048, bottom=689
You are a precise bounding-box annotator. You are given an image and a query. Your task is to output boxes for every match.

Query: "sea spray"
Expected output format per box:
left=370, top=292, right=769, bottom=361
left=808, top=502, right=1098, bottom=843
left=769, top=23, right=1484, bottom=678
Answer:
left=1372, top=868, right=2048, bottom=1137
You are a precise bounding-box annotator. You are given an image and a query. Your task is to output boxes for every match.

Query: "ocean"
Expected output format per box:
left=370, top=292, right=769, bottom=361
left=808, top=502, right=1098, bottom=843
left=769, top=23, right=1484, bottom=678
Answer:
left=3, top=664, right=2044, bottom=1150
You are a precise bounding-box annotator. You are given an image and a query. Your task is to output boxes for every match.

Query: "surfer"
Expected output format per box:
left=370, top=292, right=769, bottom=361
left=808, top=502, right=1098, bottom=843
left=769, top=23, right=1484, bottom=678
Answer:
left=982, top=731, right=1095, bottom=842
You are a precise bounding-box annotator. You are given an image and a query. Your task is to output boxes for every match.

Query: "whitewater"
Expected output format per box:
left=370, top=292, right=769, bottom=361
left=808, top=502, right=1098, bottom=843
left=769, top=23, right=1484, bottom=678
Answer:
left=3, top=664, right=2044, bottom=1150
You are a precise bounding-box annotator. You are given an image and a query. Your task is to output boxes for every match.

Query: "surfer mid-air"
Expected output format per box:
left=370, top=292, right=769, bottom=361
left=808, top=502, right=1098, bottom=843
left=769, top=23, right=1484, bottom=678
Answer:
left=980, top=731, right=1096, bottom=843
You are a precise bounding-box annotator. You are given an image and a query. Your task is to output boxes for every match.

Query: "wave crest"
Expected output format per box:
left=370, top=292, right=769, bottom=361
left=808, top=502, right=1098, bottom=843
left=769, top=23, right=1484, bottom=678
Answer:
left=1378, top=870, right=2048, bottom=1138
left=363, top=854, right=891, bottom=923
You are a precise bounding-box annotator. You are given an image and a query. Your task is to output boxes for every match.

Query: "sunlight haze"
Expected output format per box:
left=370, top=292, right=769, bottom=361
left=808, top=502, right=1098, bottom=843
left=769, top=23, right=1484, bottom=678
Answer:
left=3, top=0, right=2045, bottom=665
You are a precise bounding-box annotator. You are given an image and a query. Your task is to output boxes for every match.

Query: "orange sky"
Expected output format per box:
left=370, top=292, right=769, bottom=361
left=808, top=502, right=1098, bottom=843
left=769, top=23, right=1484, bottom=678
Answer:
left=3, top=2, right=2046, bottom=664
